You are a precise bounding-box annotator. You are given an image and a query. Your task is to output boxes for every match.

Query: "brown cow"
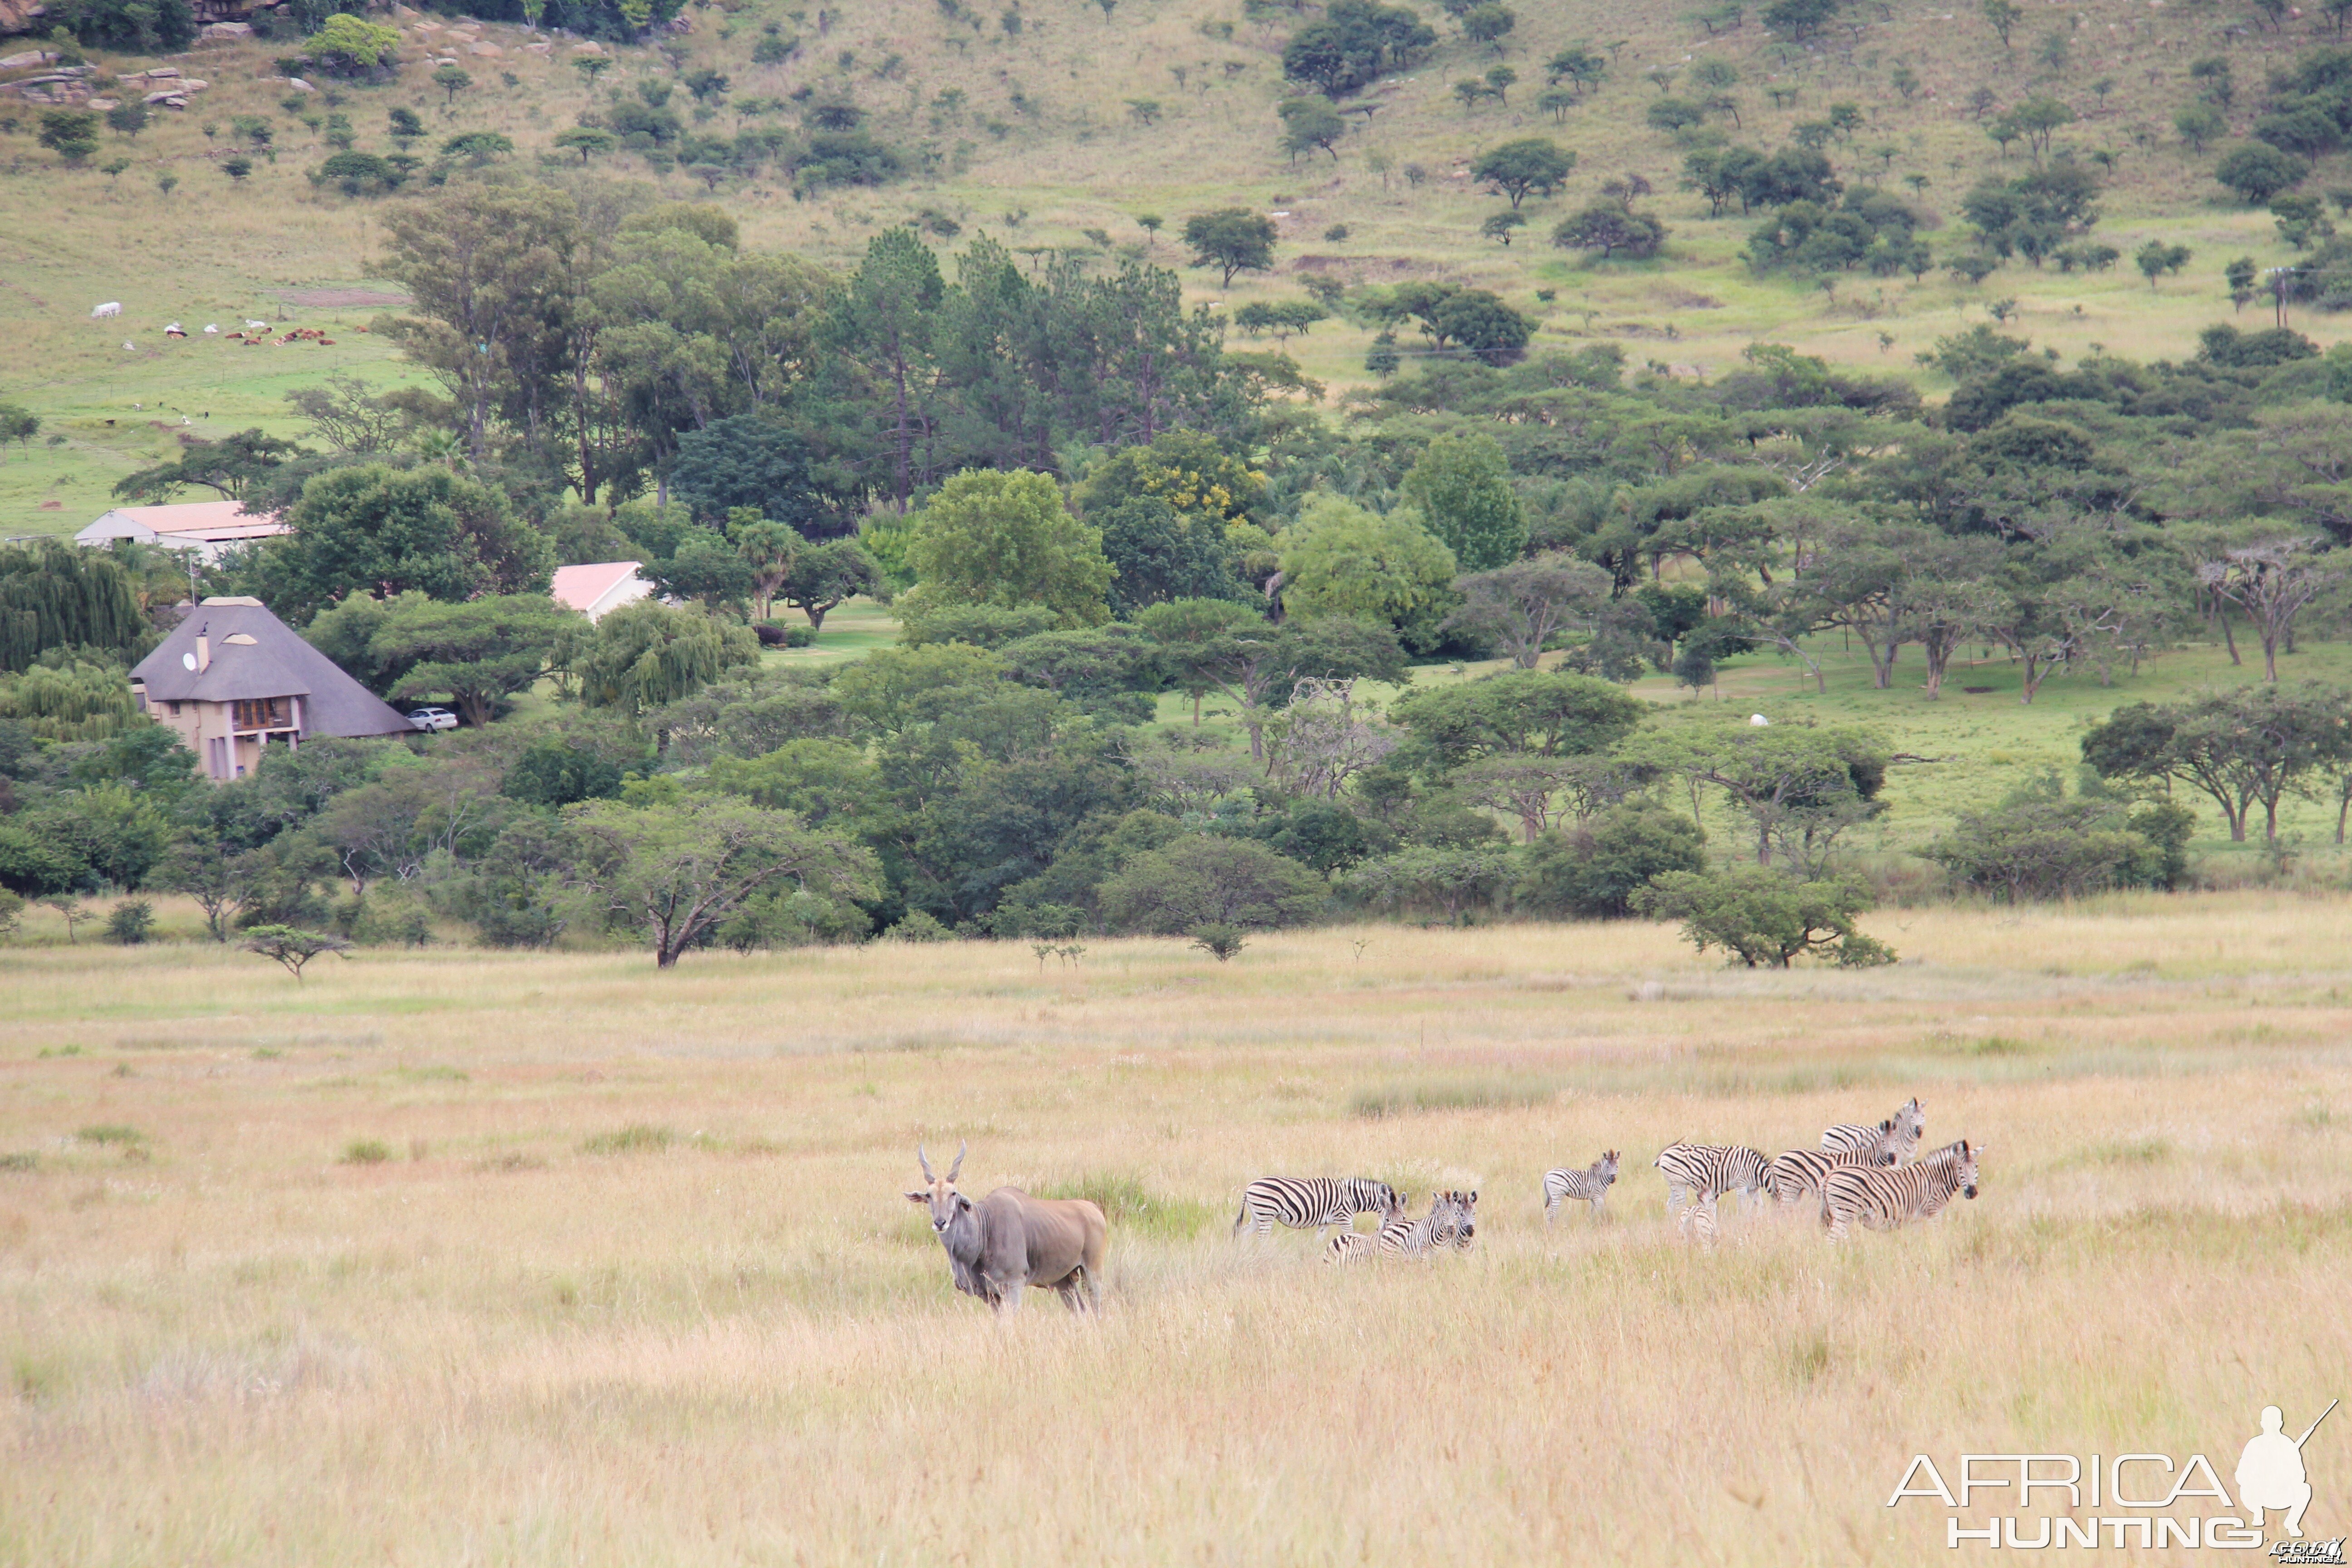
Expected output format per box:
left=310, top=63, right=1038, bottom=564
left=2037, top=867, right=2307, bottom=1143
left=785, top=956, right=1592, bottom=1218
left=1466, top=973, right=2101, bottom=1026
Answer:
left=904, top=1142, right=1106, bottom=1314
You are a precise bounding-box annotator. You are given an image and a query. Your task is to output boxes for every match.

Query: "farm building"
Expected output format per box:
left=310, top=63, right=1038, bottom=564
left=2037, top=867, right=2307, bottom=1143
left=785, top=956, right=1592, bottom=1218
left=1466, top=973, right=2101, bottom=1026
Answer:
left=74, top=500, right=289, bottom=562
left=128, top=597, right=415, bottom=782
left=550, top=560, right=654, bottom=622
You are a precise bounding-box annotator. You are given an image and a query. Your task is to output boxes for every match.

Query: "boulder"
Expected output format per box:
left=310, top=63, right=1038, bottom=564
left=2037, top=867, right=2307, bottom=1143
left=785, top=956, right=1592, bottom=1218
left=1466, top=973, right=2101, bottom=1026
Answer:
left=144, top=89, right=183, bottom=103
left=196, top=20, right=251, bottom=39
left=280, top=74, right=314, bottom=91
left=144, top=64, right=180, bottom=77
left=0, top=49, right=58, bottom=70
left=523, top=39, right=550, bottom=53
left=180, top=78, right=206, bottom=91
left=569, top=39, right=605, bottom=53
left=88, top=95, right=116, bottom=108
left=466, top=39, right=500, bottom=54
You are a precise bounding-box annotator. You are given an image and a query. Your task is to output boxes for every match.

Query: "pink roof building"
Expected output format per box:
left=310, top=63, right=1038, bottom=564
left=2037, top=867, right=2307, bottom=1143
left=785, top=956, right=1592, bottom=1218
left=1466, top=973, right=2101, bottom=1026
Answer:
left=550, top=560, right=654, bottom=622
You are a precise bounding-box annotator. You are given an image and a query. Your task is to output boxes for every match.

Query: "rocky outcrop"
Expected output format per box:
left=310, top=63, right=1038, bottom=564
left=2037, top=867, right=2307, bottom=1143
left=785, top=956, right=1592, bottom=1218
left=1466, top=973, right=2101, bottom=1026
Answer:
left=0, top=0, right=49, bottom=40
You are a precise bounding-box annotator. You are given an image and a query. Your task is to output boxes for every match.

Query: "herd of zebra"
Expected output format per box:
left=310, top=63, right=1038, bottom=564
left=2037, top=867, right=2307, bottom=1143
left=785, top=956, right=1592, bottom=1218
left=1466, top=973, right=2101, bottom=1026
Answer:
left=1230, top=1098, right=1983, bottom=1256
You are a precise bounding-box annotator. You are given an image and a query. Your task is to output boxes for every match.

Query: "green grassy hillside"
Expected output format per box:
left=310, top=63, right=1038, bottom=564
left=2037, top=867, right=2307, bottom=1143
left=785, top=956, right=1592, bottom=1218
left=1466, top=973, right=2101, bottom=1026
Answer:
left=5, top=0, right=2351, bottom=534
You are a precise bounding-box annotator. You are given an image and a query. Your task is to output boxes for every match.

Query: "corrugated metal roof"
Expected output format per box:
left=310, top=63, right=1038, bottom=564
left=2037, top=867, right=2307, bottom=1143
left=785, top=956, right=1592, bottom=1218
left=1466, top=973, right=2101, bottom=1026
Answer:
left=550, top=560, right=646, bottom=614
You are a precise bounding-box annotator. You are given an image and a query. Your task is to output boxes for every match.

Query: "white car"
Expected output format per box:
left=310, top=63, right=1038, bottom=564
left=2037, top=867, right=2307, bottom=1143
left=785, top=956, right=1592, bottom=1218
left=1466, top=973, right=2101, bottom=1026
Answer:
left=407, top=706, right=459, bottom=732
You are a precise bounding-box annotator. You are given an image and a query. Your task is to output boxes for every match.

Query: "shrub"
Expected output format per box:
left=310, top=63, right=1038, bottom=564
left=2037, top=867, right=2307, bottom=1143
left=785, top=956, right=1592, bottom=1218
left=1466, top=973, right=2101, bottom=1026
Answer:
left=1633, top=865, right=1895, bottom=968
left=340, top=1138, right=393, bottom=1165
left=1921, top=779, right=2192, bottom=900
left=1515, top=799, right=1706, bottom=918
left=1100, top=837, right=1324, bottom=934
left=2215, top=142, right=2310, bottom=204
left=886, top=909, right=953, bottom=941
left=105, top=898, right=154, bottom=945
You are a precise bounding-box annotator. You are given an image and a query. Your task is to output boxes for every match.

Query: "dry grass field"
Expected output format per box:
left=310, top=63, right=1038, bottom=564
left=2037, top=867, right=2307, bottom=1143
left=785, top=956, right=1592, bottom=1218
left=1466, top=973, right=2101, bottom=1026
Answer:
left=3, top=895, right=2348, bottom=1563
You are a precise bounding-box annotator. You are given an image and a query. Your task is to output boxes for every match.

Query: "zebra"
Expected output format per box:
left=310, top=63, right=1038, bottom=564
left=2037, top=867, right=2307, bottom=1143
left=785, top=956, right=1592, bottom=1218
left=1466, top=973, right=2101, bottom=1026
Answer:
left=1820, top=1138, right=1981, bottom=1241
left=1327, top=1191, right=1458, bottom=1262
left=1763, top=1146, right=1892, bottom=1209
left=1654, top=1143, right=1770, bottom=1234
left=1444, top=1189, right=1478, bottom=1250
left=1543, top=1152, right=1620, bottom=1224
left=1822, top=1098, right=1924, bottom=1164
left=1233, top=1176, right=1400, bottom=1241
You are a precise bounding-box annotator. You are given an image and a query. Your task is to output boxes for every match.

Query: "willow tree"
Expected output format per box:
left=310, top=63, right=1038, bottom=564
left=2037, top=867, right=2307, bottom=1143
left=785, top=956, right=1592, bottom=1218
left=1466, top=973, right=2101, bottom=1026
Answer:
left=0, top=540, right=144, bottom=672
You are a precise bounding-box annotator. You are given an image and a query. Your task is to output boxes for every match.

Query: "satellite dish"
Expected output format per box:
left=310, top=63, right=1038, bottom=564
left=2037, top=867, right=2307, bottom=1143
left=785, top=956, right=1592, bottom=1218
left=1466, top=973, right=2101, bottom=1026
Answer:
left=181, top=652, right=197, bottom=671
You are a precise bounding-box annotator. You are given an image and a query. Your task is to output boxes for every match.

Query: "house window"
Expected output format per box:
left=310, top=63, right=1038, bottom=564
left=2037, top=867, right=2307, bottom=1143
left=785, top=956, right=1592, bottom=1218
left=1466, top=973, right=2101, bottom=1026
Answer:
left=168, top=702, right=181, bottom=717
left=232, top=697, right=289, bottom=730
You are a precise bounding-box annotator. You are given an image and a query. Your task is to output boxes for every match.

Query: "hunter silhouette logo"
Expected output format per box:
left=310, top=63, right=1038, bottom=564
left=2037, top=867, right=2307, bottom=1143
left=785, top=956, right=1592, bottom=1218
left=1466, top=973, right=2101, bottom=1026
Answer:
left=2239, top=1402, right=2333, bottom=1540
left=1887, top=1398, right=2339, bottom=1552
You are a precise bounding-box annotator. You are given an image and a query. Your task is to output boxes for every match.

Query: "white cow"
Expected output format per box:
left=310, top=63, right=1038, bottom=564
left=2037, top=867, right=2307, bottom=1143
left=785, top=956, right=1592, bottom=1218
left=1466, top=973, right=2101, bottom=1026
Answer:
left=203, top=323, right=218, bottom=334
left=91, top=301, right=122, bottom=319
left=244, top=318, right=269, bottom=331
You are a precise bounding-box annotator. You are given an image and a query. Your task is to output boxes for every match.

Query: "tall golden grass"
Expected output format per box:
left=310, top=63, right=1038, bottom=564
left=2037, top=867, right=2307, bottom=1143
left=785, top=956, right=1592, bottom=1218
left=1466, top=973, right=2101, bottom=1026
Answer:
left=2, top=895, right=2348, bottom=1563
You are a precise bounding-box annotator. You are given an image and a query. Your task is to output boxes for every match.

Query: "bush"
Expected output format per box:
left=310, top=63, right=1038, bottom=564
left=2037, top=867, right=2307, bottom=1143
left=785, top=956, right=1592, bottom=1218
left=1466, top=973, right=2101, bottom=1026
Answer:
left=753, top=622, right=816, bottom=648
left=105, top=898, right=154, bottom=945
left=340, top=1138, right=393, bottom=1165
left=886, top=909, right=953, bottom=941
left=2215, top=142, right=2311, bottom=204
left=1921, top=779, right=2193, bottom=900
left=1632, top=864, right=1894, bottom=968
left=1515, top=799, right=1706, bottom=918
left=579, top=1124, right=675, bottom=1155
left=1099, top=836, right=1324, bottom=934
left=895, top=601, right=1060, bottom=648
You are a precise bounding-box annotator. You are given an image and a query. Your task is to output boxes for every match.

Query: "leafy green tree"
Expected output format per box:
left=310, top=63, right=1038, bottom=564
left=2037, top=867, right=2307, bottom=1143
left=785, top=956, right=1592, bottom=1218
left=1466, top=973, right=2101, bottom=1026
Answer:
left=1137, top=601, right=1406, bottom=760
left=2216, top=142, right=2310, bottom=204
left=1094, top=497, right=1241, bottom=614
left=2083, top=685, right=2352, bottom=843
left=1625, top=716, right=1889, bottom=868
left=830, top=227, right=945, bottom=513
left=432, top=64, right=474, bottom=106
left=441, top=130, right=515, bottom=164
left=1389, top=668, right=1645, bottom=775
left=1462, top=2, right=1514, bottom=49
left=730, top=518, right=803, bottom=622
left=37, top=109, right=99, bottom=164
left=778, top=538, right=886, bottom=632
left=903, top=468, right=1113, bottom=627
left=1280, top=0, right=1436, bottom=97
left=310, top=13, right=401, bottom=74
left=54, top=0, right=194, bottom=50
left=1278, top=495, right=1459, bottom=649
left=252, top=465, right=551, bottom=622
left=105, top=101, right=149, bottom=140
left=1552, top=203, right=1669, bottom=259
left=1515, top=798, right=1706, bottom=917
left=1347, top=843, right=1516, bottom=923
left=554, top=126, right=617, bottom=162
left=1481, top=211, right=1529, bottom=246
left=240, top=925, right=351, bottom=980
left=371, top=595, right=577, bottom=727
left=671, top=416, right=842, bottom=535
left=387, top=106, right=425, bottom=146
left=1181, top=207, right=1278, bottom=287
left=1980, top=0, right=2019, bottom=48
left=564, top=601, right=762, bottom=716
left=1445, top=552, right=1612, bottom=668
left=1401, top=431, right=1526, bottom=570
left=1634, top=865, right=1893, bottom=968
left=566, top=796, right=881, bottom=965
left=2134, top=239, right=2193, bottom=289
left=0, top=404, right=38, bottom=449
left=2175, top=103, right=2225, bottom=154
left=1922, top=775, right=2192, bottom=900
left=1471, top=137, right=1574, bottom=207
left=1098, top=835, right=1324, bottom=933
left=1277, top=97, right=1347, bottom=163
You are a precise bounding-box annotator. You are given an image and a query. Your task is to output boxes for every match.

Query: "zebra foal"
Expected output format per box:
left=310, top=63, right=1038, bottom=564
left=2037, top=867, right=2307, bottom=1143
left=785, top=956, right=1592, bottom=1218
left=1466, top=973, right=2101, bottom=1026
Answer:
left=1543, top=1152, right=1620, bottom=1224
left=1821, top=1098, right=1924, bottom=1164
left=1234, top=1176, right=1400, bottom=1241
left=1327, top=1191, right=1462, bottom=1262
left=1819, top=1138, right=1981, bottom=1241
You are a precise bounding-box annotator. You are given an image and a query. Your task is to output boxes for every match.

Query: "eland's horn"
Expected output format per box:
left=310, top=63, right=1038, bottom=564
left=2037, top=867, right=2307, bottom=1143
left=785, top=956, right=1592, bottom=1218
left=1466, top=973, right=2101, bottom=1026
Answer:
left=917, top=1142, right=935, bottom=1182
left=947, top=1141, right=966, bottom=1182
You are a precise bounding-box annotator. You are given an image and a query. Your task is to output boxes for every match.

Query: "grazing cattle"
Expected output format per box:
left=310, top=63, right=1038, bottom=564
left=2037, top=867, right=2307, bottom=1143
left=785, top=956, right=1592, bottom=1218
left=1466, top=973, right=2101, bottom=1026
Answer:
left=203, top=324, right=218, bottom=334
left=245, top=319, right=268, bottom=330
left=905, top=1142, right=1107, bottom=1315
left=164, top=322, right=186, bottom=337
left=92, top=301, right=122, bottom=319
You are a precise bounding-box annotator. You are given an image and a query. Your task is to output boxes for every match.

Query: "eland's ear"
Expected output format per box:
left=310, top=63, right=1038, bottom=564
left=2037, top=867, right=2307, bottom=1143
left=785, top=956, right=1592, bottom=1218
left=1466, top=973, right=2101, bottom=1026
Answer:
left=906, top=1190, right=930, bottom=1204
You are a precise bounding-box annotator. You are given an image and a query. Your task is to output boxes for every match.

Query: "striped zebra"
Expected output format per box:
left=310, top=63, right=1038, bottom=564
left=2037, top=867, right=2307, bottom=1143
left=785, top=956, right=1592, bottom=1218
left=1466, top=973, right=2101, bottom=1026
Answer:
left=1233, top=1176, right=1400, bottom=1241
left=1543, top=1152, right=1620, bottom=1224
left=1822, top=1098, right=1924, bottom=1164
left=1327, top=1191, right=1459, bottom=1262
left=1654, top=1143, right=1770, bottom=1233
left=1820, top=1138, right=1981, bottom=1241
left=1763, top=1146, right=1892, bottom=1208
left=1444, top=1189, right=1478, bottom=1250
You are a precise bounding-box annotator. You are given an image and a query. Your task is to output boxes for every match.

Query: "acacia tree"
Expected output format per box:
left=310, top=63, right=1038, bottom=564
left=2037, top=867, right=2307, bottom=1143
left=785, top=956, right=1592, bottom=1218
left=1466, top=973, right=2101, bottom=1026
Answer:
left=2084, top=685, right=2352, bottom=843
left=1181, top=208, right=1278, bottom=287
left=2197, top=536, right=2340, bottom=681
left=372, top=593, right=578, bottom=726
left=566, top=797, right=881, bottom=966
left=1627, top=717, right=1889, bottom=868
left=1471, top=137, right=1574, bottom=207
left=1137, top=601, right=1407, bottom=762
left=1444, top=552, right=1612, bottom=669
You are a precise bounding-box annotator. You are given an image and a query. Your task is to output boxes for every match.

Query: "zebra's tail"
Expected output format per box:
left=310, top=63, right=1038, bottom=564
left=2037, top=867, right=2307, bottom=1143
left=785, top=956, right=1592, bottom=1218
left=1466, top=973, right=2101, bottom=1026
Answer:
left=1231, top=1194, right=1255, bottom=1240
